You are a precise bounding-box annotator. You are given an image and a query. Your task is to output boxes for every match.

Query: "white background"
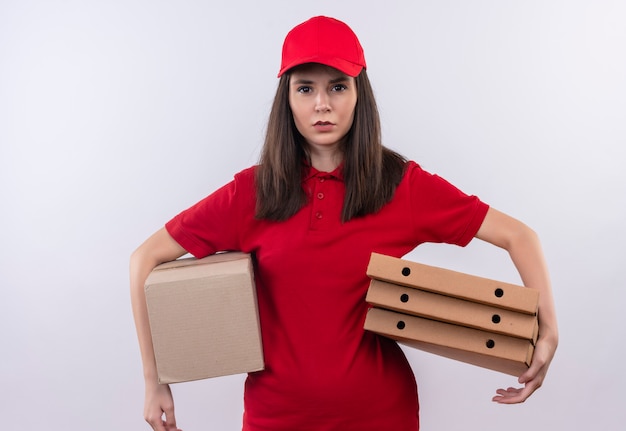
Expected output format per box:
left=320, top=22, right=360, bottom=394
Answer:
left=1, top=1, right=625, bottom=430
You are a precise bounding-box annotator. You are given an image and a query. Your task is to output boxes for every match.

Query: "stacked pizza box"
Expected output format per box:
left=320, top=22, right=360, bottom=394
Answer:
left=364, top=253, right=539, bottom=376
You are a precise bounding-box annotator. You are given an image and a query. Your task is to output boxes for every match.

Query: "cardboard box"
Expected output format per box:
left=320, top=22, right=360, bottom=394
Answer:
left=366, top=279, right=538, bottom=343
left=364, top=307, right=533, bottom=376
left=145, top=252, right=264, bottom=384
left=367, top=253, right=539, bottom=314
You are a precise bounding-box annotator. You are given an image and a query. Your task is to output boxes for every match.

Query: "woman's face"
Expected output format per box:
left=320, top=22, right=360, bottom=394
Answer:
left=288, top=64, right=357, bottom=153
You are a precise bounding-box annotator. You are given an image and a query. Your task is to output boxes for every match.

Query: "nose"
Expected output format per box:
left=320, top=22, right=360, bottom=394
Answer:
left=315, top=92, right=331, bottom=112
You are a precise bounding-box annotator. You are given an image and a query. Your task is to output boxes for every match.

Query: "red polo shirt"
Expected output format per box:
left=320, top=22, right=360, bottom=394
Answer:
left=166, top=161, right=489, bottom=431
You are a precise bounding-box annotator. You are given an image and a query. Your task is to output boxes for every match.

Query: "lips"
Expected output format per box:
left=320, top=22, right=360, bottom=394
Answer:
left=313, top=121, right=335, bottom=132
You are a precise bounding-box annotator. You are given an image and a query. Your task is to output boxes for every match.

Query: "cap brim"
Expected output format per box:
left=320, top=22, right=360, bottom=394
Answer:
left=278, top=56, right=364, bottom=77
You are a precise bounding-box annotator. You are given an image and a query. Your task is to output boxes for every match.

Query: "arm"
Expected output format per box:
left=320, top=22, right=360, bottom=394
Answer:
left=475, top=208, right=558, bottom=404
left=130, top=227, right=188, bottom=430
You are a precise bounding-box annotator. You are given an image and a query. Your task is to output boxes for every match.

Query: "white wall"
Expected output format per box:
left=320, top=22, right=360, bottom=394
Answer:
left=2, top=1, right=624, bottom=429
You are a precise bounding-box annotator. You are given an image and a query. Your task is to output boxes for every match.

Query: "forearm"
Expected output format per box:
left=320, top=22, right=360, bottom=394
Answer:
left=476, top=208, right=558, bottom=344
left=130, top=250, right=161, bottom=382
left=505, top=226, right=558, bottom=345
left=129, top=227, right=188, bottom=383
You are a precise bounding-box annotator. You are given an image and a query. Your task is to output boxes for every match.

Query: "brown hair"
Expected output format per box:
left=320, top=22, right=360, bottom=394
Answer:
left=255, top=68, right=406, bottom=222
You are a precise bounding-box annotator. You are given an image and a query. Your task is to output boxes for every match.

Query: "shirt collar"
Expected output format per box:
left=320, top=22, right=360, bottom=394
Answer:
left=302, top=160, right=345, bottom=182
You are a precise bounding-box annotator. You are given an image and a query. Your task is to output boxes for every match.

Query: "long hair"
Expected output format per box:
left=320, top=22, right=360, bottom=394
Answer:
left=255, top=68, right=406, bottom=222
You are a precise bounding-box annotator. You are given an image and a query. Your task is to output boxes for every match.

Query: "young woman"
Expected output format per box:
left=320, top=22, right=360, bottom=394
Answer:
left=130, top=16, right=558, bottom=431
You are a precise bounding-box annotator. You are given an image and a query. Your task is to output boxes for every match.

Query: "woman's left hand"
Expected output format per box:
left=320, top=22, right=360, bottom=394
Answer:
left=492, top=329, right=558, bottom=404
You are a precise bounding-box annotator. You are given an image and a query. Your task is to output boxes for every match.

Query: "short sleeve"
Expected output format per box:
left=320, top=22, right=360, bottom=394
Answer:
left=165, top=167, right=256, bottom=258
left=406, top=162, right=489, bottom=246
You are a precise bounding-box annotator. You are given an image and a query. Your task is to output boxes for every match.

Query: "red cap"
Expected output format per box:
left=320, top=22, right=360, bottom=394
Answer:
left=278, top=16, right=366, bottom=77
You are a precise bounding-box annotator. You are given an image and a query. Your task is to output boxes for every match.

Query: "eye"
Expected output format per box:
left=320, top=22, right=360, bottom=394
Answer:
left=297, top=86, right=312, bottom=94
left=331, top=84, right=348, bottom=92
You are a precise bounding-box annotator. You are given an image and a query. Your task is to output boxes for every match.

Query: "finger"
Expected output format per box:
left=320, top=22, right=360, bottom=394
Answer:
left=145, top=413, right=167, bottom=431
left=497, top=386, right=522, bottom=395
left=163, top=406, right=180, bottom=431
left=493, top=380, right=539, bottom=404
left=492, top=387, right=522, bottom=401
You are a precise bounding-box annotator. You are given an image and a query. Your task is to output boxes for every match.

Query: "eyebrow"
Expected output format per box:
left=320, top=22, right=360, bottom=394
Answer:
left=291, top=76, right=350, bottom=86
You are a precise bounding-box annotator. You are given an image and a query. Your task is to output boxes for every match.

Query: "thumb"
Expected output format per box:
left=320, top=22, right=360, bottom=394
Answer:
left=518, top=364, right=536, bottom=384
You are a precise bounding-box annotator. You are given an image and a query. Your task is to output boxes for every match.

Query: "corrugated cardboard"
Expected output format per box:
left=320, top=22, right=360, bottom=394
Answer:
left=145, top=252, right=264, bottom=384
left=364, top=307, right=533, bottom=376
left=367, top=253, right=539, bottom=314
left=366, top=279, right=539, bottom=343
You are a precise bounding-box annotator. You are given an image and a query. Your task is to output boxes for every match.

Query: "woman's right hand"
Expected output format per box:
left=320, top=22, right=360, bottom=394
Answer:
left=144, top=381, right=182, bottom=431
left=130, top=228, right=188, bottom=430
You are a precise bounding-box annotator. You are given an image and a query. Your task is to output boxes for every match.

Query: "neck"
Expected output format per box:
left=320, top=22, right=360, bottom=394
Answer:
left=309, top=150, right=343, bottom=172
left=307, top=143, right=344, bottom=172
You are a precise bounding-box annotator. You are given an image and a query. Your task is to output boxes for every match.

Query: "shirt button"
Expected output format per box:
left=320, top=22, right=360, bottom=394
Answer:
left=319, top=177, right=325, bottom=183
left=317, top=192, right=324, bottom=200
left=315, top=211, right=323, bottom=219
